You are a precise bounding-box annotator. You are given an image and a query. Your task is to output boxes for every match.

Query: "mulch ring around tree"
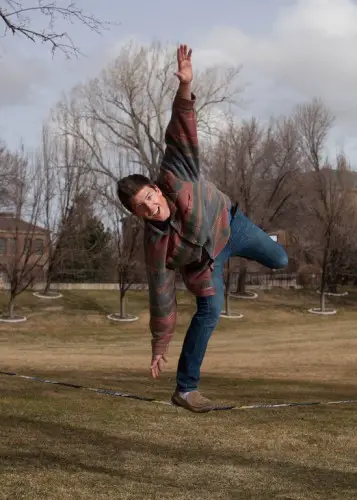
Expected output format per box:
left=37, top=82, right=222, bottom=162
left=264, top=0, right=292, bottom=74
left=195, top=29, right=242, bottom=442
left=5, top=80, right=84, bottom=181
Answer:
left=0, top=315, right=27, bottom=323
left=316, top=290, right=348, bottom=297
left=230, top=291, right=258, bottom=300
left=308, top=308, right=337, bottom=316
left=107, top=313, right=139, bottom=322
left=220, top=312, right=244, bottom=319
left=33, top=291, right=63, bottom=299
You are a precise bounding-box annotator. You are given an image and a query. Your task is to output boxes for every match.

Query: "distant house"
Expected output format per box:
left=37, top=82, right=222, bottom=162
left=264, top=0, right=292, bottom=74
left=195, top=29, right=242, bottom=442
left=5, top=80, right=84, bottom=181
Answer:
left=0, top=212, right=50, bottom=285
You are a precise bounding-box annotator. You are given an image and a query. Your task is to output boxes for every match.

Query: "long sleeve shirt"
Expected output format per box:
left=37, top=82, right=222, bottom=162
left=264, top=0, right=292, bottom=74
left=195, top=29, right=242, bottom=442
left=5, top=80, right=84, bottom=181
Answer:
left=144, top=92, right=231, bottom=356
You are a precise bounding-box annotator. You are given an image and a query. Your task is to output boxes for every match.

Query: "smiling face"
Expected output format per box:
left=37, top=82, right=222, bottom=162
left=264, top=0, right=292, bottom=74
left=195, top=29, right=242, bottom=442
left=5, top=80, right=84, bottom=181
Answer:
left=131, top=184, right=170, bottom=222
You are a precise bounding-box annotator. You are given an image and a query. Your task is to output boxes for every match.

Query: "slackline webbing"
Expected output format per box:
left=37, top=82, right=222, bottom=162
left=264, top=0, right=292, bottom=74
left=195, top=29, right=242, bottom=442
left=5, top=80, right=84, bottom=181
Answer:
left=1, top=370, right=357, bottom=412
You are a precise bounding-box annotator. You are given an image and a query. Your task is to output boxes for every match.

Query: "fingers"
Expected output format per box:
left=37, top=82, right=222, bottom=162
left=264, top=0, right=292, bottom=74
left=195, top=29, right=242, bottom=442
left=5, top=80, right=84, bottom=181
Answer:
left=150, top=355, right=168, bottom=378
left=151, top=364, right=158, bottom=378
left=159, top=357, right=167, bottom=371
left=177, top=44, right=192, bottom=62
left=177, top=45, right=184, bottom=63
left=151, top=359, right=158, bottom=378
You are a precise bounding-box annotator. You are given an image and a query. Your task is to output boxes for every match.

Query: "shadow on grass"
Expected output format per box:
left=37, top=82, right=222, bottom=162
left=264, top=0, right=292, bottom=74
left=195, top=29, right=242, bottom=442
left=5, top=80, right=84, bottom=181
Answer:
left=0, top=413, right=356, bottom=497
left=60, top=291, right=110, bottom=314
left=59, top=290, right=150, bottom=317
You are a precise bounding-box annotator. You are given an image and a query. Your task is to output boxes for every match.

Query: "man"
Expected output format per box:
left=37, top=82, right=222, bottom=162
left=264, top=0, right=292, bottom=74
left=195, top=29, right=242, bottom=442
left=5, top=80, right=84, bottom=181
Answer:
left=117, top=44, right=288, bottom=413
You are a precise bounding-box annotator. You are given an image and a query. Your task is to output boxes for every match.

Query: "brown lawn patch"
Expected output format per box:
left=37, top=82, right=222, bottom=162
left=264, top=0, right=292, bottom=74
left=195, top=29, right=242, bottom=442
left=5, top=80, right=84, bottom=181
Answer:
left=0, top=289, right=357, bottom=499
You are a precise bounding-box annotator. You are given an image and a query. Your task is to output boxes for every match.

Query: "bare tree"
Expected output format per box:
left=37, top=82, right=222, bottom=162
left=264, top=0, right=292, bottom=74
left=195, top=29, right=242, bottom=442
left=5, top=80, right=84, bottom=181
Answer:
left=257, top=117, right=302, bottom=228
left=0, top=142, right=21, bottom=209
left=54, top=40, right=242, bottom=181
left=100, top=171, right=142, bottom=320
left=38, top=121, right=91, bottom=295
left=201, top=132, right=233, bottom=311
left=324, top=157, right=357, bottom=291
left=204, top=114, right=300, bottom=296
left=0, top=0, right=109, bottom=57
left=0, top=149, right=48, bottom=318
left=294, top=99, right=357, bottom=310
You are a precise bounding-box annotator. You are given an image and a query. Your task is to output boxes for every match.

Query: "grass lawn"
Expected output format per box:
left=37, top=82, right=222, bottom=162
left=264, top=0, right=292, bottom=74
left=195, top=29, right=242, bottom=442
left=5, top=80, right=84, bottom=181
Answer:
left=0, top=287, right=357, bottom=499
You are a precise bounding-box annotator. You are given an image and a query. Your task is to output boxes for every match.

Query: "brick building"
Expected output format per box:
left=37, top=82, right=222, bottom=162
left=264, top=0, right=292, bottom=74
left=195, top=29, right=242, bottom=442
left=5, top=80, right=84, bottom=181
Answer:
left=0, top=212, right=50, bottom=286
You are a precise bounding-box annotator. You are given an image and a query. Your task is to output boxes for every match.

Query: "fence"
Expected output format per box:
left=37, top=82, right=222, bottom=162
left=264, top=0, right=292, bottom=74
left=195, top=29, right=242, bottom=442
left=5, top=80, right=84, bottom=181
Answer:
left=1, top=271, right=299, bottom=291
left=1, top=271, right=356, bottom=292
left=229, top=272, right=299, bottom=289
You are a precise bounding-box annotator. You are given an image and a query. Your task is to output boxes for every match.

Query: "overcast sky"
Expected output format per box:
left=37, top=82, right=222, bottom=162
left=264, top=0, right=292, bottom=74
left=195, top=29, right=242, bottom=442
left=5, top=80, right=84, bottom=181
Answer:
left=1, top=0, right=357, bottom=165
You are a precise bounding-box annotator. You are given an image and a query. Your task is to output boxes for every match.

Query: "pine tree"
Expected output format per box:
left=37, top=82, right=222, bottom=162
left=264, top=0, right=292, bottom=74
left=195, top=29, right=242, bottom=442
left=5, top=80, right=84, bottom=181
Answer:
left=53, top=193, right=114, bottom=282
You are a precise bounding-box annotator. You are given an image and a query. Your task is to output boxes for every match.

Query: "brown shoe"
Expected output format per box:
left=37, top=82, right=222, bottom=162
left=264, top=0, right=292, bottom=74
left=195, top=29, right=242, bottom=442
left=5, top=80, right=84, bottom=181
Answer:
left=171, top=390, right=215, bottom=413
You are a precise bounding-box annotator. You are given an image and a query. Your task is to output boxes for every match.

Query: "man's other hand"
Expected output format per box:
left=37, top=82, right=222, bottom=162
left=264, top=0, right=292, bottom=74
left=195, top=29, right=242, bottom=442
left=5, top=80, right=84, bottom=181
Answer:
left=151, top=354, right=168, bottom=378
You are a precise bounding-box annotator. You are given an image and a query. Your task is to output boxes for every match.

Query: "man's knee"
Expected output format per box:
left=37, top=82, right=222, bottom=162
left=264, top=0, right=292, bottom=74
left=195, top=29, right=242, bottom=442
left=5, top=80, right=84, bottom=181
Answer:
left=274, top=248, right=289, bottom=269
left=196, top=294, right=224, bottom=324
left=211, top=298, right=224, bottom=322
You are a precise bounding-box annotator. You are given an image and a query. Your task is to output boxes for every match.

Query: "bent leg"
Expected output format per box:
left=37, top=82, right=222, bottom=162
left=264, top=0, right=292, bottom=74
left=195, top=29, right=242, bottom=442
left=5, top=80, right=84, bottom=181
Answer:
left=229, top=210, right=288, bottom=269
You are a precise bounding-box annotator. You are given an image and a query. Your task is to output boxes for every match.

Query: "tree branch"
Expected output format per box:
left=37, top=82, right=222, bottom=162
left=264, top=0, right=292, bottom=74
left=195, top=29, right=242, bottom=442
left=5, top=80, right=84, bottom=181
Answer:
left=0, top=1, right=111, bottom=57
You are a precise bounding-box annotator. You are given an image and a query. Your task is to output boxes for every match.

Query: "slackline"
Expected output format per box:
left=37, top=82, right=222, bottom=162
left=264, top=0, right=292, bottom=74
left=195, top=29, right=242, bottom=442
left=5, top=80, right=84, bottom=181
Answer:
left=1, top=370, right=357, bottom=412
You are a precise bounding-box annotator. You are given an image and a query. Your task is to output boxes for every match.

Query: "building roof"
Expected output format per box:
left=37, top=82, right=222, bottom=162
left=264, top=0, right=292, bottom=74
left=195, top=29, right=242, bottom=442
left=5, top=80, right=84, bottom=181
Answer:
left=0, top=213, right=48, bottom=234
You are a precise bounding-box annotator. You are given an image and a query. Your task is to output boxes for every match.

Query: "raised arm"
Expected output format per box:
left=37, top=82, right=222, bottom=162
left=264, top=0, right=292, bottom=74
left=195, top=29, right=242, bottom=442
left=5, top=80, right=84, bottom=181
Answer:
left=175, top=44, right=193, bottom=100
left=160, top=44, right=200, bottom=182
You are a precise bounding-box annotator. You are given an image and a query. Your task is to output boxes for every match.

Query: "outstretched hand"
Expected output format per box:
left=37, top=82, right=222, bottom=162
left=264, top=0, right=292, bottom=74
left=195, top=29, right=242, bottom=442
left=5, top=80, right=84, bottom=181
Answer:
left=174, top=44, right=193, bottom=84
left=151, top=354, right=168, bottom=379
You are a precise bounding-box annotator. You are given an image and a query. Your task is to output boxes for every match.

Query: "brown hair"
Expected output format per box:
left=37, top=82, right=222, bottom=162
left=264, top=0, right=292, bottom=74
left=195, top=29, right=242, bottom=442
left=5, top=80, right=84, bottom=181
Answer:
left=116, top=174, right=153, bottom=212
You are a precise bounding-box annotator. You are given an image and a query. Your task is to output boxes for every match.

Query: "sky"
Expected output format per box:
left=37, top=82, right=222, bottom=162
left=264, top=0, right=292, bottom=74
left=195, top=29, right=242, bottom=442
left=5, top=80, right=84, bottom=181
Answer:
left=1, top=0, right=357, bottom=165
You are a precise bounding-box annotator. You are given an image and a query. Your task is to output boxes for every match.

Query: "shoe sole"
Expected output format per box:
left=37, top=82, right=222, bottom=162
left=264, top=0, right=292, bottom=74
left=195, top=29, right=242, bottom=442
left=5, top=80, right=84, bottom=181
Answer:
left=171, top=395, right=215, bottom=413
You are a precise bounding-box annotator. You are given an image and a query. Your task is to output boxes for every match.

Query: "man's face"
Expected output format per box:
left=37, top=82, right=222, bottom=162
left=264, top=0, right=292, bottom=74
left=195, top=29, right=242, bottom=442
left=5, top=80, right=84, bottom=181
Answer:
left=131, top=185, right=170, bottom=222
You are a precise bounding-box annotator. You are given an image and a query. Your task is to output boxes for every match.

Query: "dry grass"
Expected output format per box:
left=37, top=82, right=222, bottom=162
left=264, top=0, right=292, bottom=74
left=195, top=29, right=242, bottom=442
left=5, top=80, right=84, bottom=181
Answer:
left=1, top=288, right=357, bottom=499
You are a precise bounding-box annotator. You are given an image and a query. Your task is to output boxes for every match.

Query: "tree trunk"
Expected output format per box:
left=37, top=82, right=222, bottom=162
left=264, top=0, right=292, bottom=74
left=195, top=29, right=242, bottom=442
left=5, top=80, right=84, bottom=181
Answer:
left=237, top=261, right=248, bottom=294
left=224, top=288, right=229, bottom=316
left=119, top=290, right=126, bottom=318
left=326, top=250, right=339, bottom=294
left=43, top=274, right=52, bottom=294
left=326, top=266, right=337, bottom=294
left=320, top=285, right=326, bottom=312
left=319, top=242, right=329, bottom=312
left=225, top=259, right=231, bottom=315
left=8, top=296, right=15, bottom=318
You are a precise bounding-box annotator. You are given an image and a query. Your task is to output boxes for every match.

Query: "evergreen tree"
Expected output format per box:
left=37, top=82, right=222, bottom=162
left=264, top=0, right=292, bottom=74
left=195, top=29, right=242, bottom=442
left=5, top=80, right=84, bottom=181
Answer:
left=53, top=193, right=114, bottom=282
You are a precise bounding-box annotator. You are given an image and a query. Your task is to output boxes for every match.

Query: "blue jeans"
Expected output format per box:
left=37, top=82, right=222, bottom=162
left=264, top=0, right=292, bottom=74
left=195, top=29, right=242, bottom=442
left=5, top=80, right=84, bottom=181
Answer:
left=176, top=208, right=288, bottom=392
